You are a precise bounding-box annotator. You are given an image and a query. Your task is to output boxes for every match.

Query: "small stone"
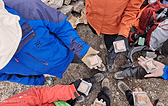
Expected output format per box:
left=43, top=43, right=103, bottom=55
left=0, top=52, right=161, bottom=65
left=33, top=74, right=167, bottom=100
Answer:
left=116, top=92, right=119, bottom=95
left=100, top=44, right=106, bottom=49
left=73, top=1, right=84, bottom=13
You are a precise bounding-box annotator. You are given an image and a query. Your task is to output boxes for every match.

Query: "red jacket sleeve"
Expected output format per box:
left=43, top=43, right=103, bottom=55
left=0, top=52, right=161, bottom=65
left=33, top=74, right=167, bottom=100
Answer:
left=0, top=84, right=80, bottom=106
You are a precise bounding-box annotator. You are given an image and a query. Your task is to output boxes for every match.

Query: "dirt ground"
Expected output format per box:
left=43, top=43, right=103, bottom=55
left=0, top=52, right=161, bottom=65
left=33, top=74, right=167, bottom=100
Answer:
left=0, top=24, right=168, bottom=106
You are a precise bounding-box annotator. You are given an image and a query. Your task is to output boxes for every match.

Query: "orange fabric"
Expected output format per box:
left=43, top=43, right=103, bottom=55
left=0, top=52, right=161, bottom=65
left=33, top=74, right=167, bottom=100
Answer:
left=0, top=84, right=80, bottom=106
left=85, top=0, right=145, bottom=37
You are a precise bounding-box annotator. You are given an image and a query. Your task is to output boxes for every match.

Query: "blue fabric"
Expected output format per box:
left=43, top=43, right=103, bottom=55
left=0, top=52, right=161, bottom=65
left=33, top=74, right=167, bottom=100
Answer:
left=162, top=65, right=168, bottom=81
left=1, top=0, right=90, bottom=85
left=0, top=73, right=45, bottom=85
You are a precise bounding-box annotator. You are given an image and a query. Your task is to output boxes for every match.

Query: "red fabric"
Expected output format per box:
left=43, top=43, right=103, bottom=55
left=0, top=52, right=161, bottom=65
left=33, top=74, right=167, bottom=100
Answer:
left=129, top=32, right=135, bottom=42
left=0, top=84, right=80, bottom=106
left=137, top=1, right=168, bottom=34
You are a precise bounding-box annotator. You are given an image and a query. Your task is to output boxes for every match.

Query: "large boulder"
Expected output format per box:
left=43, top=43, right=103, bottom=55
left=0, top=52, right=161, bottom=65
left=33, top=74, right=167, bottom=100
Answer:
left=59, top=5, right=73, bottom=16
left=73, top=1, right=84, bottom=13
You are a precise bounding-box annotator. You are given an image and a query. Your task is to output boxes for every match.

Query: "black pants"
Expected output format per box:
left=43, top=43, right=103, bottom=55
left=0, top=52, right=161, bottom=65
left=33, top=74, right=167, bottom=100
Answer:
left=125, top=90, right=134, bottom=106
left=97, top=87, right=111, bottom=106
left=88, top=23, right=118, bottom=50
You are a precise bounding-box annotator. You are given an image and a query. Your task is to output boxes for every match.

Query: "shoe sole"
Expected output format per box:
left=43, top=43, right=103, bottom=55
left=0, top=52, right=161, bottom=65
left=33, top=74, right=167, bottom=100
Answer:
left=117, top=80, right=131, bottom=95
left=97, top=63, right=107, bottom=71
left=113, top=71, right=125, bottom=80
left=102, top=78, right=109, bottom=88
left=94, top=73, right=106, bottom=82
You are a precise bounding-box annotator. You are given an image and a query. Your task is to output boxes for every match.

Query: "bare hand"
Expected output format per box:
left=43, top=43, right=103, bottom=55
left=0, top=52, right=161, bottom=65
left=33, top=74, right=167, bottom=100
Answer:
left=134, top=88, right=153, bottom=106
left=91, top=98, right=106, bottom=106
left=138, top=56, right=165, bottom=78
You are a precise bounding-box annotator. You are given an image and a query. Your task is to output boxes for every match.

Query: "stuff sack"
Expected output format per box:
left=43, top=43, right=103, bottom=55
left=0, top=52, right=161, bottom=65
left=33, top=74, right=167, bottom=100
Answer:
left=129, top=0, right=168, bottom=51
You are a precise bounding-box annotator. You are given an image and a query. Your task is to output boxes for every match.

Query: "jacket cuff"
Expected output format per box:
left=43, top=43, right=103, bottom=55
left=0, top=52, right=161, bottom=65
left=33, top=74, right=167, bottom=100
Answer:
left=71, top=84, right=80, bottom=99
left=162, top=65, right=168, bottom=80
left=81, top=47, right=97, bottom=68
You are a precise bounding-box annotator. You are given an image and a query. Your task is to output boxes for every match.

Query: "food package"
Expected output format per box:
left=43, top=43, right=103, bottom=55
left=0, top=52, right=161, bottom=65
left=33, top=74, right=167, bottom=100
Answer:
left=133, top=92, right=148, bottom=106
left=88, top=55, right=101, bottom=68
left=142, top=58, right=158, bottom=73
left=113, top=40, right=126, bottom=53
left=77, top=80, right=92, bottom=96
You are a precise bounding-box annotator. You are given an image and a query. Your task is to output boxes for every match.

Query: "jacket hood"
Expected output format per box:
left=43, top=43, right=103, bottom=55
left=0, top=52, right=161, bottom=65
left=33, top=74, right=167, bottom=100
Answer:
left=0, top=0, right=22, bottom=69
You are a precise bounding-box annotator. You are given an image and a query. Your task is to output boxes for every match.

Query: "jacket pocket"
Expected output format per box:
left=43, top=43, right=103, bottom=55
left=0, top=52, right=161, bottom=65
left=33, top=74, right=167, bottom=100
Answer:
left=25, top=52, right=48, bottom=65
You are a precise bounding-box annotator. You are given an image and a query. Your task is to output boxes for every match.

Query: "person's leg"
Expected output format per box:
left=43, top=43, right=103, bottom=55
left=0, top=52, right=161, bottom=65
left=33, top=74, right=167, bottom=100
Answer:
left=104, top=34, right=121, bottom=72
left=114, top=66, right=147, bottom=79
left=125, top=90, right=134, bottom=106
left=96, top=78, right=110, bottom=106
left=97, top=87, right=111, bottom=106
left=117, top=80, right=133, bottom=106
left=88, top=23, right=97, bottom=35
left=104, top=34, right=118, bottom=50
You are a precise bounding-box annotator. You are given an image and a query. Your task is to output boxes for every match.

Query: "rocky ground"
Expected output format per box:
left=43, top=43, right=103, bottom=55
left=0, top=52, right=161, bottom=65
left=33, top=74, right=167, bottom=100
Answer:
left=1, top=0, right=168, bottom=106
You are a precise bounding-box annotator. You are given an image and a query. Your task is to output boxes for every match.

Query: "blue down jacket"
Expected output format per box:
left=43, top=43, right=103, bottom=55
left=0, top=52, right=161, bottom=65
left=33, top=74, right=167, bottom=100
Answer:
left=0, top=0, right=90, bottom=85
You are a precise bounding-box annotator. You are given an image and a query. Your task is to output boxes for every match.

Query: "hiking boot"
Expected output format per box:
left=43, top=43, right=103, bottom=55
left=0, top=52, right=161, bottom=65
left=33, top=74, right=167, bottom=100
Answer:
left=154, top=99, right=164, bottom=106
left=76, top=95, right=86, bottom=103
left=97, top=63, right=107, bottom=71
left=117, top=80, right=131, bottom=95
left=113, top=71, right=125, bottom=80
left=102, top=78, right=109, bottom=88
left=94, top=73, right=106, bottom=83
left=113, top=66, right=139, bottom=80
left=106, top=50, right=120, bottom=72
left=157, top=55, right=165, bottom=62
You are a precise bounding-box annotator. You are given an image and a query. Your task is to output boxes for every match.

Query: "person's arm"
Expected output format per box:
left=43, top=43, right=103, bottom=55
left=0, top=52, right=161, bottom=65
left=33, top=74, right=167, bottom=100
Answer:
left=4, top=0, right=100, bottom=68
left=43, top=18, right=91, bottom=60
left=162, top=65, right=168, bottom=81
left=118, top=0, right=144, bottom=37
left=0, top=84, right=80, bottom=106
left=138, top=56, right=166, bottom=79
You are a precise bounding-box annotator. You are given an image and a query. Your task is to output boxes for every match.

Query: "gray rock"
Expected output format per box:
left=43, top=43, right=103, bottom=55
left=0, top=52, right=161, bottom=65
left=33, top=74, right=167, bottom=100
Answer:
left=41, top=0, right=49, bottom=4
left=64, top=0, right=71, bottom=5
left=59, top=5, right=73, bottom=16
left=44, top=0, right=63, bottom=9
left=75, top=11, right=87, bottom=25
left=73, top=1, right=84, bottom=13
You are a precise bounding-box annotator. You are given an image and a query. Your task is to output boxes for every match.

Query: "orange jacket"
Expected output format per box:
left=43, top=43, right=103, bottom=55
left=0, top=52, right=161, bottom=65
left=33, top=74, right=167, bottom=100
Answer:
left=85, top=0, right=145, bottom=37
left=0, top=84, right=80, bottom=106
